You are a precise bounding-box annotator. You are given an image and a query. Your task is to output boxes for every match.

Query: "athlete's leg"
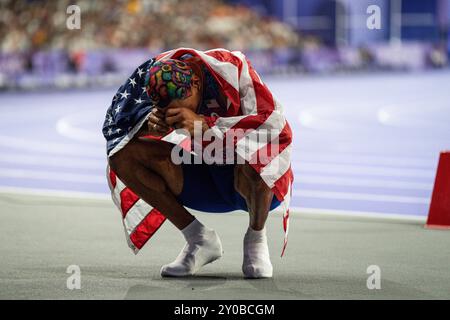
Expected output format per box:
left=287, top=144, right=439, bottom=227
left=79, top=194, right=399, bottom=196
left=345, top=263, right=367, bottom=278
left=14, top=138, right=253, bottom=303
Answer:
left=234, top=164, right=274, bottom=278
left=234, top=164, right=273, bottom=230
left=109, top=136, right=222, bottom=277
left=109, top=137, right=193, bottom=230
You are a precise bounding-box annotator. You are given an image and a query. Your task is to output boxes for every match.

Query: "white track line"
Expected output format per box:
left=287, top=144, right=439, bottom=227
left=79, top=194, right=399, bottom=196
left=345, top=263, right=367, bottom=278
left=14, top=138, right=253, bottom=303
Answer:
left=0, top=168, right=429, bottom=204
left=278, top=206, right=427, bottom=223
left=0, top=154, right=434, bottom=190
left=1, top=152, right=431, bottom=189
left=0, top=187, right=426, bottom=223
left=0, top=168, right=105, bottom=184
left=0, top=153, right=435, bottom=186
left=293, top=189, right=430, bottom=204
left=0, top=153, right=105, bottom=170
left=292, top=161, right=434, bottom=178
left=0, top=167, right=431, bottom=204
left=0, top=135, right=103, bottom=158
left=0, top=186, right=110, bottom=200
left=291, top=152, right=436, bottom=168
left=295, top=174, right=433, bottom=190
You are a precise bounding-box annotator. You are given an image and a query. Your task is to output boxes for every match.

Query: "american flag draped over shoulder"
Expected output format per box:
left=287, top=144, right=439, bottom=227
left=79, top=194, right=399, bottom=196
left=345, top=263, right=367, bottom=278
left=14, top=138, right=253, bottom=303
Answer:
left=103, top=58, right=155, bottom=156
left=104, top=48, right=293, bottom=256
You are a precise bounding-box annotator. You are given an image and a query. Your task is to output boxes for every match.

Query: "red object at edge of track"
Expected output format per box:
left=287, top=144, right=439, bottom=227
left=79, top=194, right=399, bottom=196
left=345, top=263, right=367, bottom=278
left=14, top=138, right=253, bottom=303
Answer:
left=426, top=151, right=450, bottom=229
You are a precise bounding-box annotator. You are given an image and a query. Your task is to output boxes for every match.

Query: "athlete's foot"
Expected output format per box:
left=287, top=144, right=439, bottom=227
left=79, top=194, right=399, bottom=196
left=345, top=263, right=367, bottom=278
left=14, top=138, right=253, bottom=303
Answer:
left=242, top=227, right=273, bottom=278
left=160, top=219, right=223, bottom=277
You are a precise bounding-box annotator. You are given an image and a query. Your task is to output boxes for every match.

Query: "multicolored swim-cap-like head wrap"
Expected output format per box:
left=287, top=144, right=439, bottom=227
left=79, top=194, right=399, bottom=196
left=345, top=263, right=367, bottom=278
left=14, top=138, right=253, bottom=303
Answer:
left=145, top=59, right=194, bottom=109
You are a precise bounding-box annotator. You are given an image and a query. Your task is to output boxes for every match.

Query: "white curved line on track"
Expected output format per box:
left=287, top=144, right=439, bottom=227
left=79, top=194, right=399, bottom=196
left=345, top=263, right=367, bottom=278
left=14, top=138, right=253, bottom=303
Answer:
left=377, top=105, right=450, bottom=130
left=297, top=107, right=376, bottom=131
left=56, top=114, right=104, bottom=145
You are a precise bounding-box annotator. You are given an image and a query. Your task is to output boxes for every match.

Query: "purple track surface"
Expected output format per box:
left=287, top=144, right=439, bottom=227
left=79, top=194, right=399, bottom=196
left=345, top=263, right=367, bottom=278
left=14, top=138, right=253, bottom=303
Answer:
left=1, top=71, right=449, bottom=218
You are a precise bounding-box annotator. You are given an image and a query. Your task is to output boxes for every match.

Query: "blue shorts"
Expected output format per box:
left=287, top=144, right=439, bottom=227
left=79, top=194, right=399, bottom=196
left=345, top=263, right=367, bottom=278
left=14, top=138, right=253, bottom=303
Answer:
left=176, top=163, right=281, bottom=213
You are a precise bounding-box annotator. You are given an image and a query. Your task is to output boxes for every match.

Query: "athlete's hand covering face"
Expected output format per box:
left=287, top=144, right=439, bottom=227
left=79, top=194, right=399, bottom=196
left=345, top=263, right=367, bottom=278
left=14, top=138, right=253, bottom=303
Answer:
left=147, top=108, right=170, bottom=135
left=165, top=106, right=208, bottom=136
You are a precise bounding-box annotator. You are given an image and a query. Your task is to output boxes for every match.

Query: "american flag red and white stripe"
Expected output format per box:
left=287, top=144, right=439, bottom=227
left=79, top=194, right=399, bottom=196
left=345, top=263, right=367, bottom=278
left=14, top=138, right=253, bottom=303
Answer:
left=107, top=48, right=293, bottom=256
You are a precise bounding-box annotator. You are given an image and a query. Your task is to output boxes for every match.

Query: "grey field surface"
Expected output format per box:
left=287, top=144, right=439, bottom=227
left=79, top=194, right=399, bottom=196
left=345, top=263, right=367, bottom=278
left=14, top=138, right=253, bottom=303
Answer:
left=0, top=192, right=449, bottom=300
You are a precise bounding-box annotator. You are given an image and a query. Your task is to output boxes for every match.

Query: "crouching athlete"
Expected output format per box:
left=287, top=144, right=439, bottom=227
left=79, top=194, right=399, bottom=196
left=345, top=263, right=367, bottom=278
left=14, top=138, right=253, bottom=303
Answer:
left=103, top=48, right=293, bottom=278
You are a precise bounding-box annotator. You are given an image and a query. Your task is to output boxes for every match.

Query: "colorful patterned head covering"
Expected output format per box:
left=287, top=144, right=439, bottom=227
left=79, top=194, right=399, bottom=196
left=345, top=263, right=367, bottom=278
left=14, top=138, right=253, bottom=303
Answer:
left=145, top=59, right=194, bottom=109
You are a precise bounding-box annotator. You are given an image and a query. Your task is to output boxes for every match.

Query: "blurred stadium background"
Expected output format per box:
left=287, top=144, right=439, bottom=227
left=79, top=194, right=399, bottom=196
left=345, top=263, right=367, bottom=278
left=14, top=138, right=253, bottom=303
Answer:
left=0, top=0, right=449, bottom=89
left=0, top=0, right=450, bottom=299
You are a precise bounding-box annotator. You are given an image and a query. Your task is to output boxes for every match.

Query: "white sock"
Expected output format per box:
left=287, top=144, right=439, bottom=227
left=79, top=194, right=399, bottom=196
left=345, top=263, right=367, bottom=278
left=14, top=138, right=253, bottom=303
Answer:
left=181, top=218, right=206, bottom=241
left=242, top=226, right=273, bottom=278
left=161, top=218, right=223, bottom=277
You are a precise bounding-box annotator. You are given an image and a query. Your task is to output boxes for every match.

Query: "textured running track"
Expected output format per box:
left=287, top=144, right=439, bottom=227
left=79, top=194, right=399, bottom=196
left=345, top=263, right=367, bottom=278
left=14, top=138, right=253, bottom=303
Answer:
left=0, top=193, right=449, bottom=299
